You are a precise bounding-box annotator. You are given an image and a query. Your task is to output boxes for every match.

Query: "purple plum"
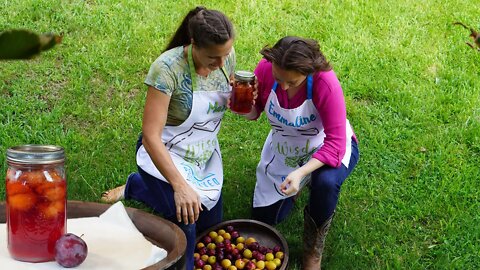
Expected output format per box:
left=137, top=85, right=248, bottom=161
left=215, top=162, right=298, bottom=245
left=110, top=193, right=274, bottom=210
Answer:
left=54, top=233, right=88, bottom=268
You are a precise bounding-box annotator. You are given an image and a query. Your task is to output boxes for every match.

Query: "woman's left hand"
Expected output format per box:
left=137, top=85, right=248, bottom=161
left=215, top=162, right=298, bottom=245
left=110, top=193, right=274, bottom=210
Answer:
left=280, top=169, right=307, bottom=196
left=252, top=77, right=258, bottom=103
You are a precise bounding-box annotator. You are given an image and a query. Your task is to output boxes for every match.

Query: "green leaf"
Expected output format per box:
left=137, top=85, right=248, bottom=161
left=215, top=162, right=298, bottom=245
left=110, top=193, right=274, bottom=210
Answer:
left=0, top=29, right=62, bottom=60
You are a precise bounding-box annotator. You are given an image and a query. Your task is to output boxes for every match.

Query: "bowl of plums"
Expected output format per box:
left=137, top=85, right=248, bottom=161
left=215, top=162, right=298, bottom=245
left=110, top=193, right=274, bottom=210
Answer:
left=194, top=219, right=288, bottom=270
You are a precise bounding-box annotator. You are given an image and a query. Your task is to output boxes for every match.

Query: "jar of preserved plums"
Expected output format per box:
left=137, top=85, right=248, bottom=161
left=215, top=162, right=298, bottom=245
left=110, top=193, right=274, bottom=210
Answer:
left=6, top=145, right=67, bottom=262
left=230, top=70, right=255, bottom=114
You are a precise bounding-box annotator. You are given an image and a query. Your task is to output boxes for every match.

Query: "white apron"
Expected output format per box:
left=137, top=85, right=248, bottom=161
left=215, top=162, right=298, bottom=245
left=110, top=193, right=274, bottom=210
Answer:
left=253, top=75, right=354, bottom=207
left=136, top=45, right=230, bottom=210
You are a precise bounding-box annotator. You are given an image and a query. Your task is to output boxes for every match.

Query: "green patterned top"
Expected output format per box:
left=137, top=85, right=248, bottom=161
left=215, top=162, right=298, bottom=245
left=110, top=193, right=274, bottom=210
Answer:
left=144, top=46, right=235, bottom=126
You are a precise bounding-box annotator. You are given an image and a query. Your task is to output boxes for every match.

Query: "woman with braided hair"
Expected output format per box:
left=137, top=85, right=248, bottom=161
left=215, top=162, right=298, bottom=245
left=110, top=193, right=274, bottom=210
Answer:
left=101, top=6, right=236, bottom=268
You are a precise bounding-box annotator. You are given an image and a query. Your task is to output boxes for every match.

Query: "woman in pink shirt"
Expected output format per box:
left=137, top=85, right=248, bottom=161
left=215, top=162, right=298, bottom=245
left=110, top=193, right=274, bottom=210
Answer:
left=241, top=36, right=359, bottom=268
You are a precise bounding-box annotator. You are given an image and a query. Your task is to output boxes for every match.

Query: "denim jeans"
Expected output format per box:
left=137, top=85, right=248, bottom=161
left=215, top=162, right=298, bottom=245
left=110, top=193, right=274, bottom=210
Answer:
left=124, top=135, right=223, bottom=270
left=252, top=139, right=359, bottom=226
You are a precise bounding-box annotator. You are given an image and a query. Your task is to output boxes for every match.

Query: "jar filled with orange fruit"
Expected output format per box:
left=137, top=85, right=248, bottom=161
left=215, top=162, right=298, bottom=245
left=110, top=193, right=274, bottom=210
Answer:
left=230, top=70, right=255, bottom=114
left=6, top=145, right=67, bottom=262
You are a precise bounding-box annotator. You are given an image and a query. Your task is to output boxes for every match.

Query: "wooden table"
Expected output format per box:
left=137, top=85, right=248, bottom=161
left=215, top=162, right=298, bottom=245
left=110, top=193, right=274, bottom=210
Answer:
left=0, top=200, right=186, bottom=270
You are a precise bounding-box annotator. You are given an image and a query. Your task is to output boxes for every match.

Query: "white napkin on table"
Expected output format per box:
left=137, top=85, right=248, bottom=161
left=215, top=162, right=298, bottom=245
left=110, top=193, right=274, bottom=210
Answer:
left=0, top=201, right=167, bottom=269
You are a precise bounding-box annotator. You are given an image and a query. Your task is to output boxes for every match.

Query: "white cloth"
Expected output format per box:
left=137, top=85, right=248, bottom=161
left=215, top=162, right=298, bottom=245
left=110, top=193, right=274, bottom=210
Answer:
left=0, top=202, right=167, bottom=269
left=253, top=82, right=353, bottom=207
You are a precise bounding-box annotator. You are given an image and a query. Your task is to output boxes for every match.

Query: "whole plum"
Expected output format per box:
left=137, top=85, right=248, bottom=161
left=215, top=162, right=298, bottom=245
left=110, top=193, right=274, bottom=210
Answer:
left=247, top=242, right=259, bottom=251
left=54, top=233, right=88, bottom=268
left=195, top=259, right=206, bottom=268
left=272, top=245, right=281, bottom=253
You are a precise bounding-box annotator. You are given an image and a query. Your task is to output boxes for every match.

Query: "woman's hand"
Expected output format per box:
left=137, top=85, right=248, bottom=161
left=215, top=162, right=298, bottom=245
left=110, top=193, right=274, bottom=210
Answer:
left=252, top=78, right=258, bottom=103
left=280, top=158, right=325, bottom=195
left=280, top=168, right=307, bottom=196
left=173, top=182, right=203, bottom=225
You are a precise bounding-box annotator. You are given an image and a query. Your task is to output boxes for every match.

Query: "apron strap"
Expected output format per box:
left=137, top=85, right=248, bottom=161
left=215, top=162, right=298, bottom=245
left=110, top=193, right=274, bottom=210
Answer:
left=272, top=74, right=314, bottom=99
left=306, top=74, right=313, bottom=99
left=220, top=66, right=230, bottom=84
left=187, top=44, right=197, bottom=91
left=188, top=44, right=229, bottom=92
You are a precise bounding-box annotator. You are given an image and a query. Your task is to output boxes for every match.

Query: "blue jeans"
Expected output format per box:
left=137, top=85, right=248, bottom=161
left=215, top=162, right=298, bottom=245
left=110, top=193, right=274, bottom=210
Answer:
left=124, top=135, right=223, bottom=270
left=252, top=139, right=359, bottom=226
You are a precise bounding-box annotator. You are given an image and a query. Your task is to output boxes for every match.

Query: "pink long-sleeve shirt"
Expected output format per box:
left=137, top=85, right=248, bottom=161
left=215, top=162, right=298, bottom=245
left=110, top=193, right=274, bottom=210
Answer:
left=253, top=59, right=357, bottom=168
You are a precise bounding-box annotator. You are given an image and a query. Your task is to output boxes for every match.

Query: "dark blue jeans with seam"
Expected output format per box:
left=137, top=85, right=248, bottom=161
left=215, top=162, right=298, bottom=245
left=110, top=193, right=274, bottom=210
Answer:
left=252, top=139, right=359, bottom=226
left=123, top=135, right=223, bottom=270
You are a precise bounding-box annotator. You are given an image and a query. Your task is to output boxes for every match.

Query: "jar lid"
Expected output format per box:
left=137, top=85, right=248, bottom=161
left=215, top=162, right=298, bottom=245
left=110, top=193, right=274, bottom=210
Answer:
left=234, top=70, right=255, bottom=82
left=7, top=145, right=65, bottom=164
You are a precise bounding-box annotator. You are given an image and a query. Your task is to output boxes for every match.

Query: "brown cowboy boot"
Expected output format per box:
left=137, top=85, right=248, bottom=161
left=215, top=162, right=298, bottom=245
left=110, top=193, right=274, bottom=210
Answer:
left=303, top=207, right=334, bottom=270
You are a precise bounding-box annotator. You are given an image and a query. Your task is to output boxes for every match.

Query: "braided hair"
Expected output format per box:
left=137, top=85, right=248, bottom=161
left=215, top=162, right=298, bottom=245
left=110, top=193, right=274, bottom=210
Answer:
left=164, top=6, right=234, bottom=52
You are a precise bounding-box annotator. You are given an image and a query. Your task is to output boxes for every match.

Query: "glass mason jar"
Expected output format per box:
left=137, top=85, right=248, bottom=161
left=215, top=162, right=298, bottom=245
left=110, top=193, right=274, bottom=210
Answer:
left=6, top=145, right=67, bottom=262
left=230, top=70, right=255, bottom=114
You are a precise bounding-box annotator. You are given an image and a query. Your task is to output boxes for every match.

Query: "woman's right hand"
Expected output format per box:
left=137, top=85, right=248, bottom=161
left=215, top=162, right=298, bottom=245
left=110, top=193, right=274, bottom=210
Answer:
left=173, top=182, right=203, bottom=225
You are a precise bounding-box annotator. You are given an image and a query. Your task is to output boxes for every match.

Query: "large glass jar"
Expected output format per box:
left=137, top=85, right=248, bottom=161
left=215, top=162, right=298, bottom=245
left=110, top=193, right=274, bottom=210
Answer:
left=6, top=145, right=67, bottom=262
left=230, top=70, right=255, bottom=114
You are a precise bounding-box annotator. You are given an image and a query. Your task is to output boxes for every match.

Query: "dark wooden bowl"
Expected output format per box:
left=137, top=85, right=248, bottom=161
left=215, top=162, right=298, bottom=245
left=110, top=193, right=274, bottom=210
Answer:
left=0, top=200, right=186, bottom=270
left=196, top=219, right=289, bottom=269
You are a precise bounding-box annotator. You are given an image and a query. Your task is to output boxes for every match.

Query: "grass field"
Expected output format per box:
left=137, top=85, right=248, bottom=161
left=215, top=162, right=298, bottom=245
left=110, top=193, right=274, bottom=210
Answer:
left=1, top=0, right=479, bottom=269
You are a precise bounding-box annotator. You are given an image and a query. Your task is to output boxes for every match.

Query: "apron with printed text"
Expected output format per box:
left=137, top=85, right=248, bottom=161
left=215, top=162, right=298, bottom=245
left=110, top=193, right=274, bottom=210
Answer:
left=137, top=45, right=230, bottom=210
left=253, top=75, right=354, bottom=207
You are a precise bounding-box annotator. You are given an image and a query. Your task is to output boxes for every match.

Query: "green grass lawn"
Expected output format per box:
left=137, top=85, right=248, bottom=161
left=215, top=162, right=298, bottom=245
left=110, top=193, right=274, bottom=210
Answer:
left=1, top=0, right=479, bottom=269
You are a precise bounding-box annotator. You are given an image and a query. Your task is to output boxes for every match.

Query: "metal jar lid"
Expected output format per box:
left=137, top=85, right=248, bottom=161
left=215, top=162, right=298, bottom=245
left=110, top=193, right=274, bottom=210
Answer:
left=234, top=70, right=255, bottom=82
left=6, top=145, right=65, bottom=164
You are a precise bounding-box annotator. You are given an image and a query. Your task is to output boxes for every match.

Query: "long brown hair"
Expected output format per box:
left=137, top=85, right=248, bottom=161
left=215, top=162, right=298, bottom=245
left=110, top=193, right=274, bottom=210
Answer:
left=260, top=36, right=331, bottom=75
left=164, top=6, right=235, bottom=52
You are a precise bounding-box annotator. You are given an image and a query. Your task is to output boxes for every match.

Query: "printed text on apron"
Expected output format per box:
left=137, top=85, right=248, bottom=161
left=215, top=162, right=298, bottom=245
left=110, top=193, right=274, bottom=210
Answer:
left=253, top=75, right=353, bottom=207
